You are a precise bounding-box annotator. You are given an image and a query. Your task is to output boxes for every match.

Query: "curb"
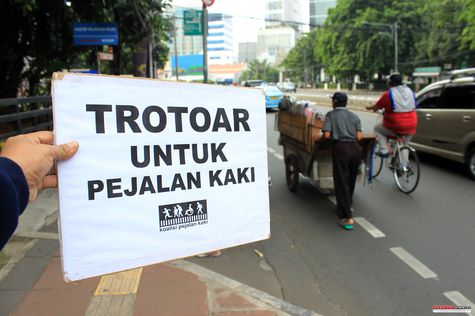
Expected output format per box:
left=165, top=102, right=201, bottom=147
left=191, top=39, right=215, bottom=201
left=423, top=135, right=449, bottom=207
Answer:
left=172, top=260, right=322, bottom=316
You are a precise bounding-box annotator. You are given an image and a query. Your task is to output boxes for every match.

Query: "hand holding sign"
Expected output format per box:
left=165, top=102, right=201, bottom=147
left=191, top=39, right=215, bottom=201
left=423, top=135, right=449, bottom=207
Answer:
left=0, top=131, right=79, bottom=201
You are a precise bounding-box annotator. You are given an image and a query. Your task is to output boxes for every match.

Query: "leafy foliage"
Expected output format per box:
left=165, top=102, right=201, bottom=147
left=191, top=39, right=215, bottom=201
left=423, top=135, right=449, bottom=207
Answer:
left=0, top=0, right=172, bottom=98
left=282, top=0, right=474, bottom=85
left=239, top=59, right=279, bottom=83
left=281, top=32, right=320, bottom=86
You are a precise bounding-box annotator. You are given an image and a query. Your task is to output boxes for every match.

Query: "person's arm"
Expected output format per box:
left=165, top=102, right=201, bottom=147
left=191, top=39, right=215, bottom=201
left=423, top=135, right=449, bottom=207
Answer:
left=0, top=131, right=78, bottom=250
left=0, top=157, right=29, bottom=250
left=355, top=116, right=363, bottom=141
left=366, top=92, right=389, bottom=112
left=322, top=112, right=333, bottom=140
left=356, top=131, right=363, bottom=141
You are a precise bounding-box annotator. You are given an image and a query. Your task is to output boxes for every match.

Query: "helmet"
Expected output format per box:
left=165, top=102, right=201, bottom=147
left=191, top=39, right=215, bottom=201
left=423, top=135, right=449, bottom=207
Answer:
left=388, top=73, right=403, bottom=86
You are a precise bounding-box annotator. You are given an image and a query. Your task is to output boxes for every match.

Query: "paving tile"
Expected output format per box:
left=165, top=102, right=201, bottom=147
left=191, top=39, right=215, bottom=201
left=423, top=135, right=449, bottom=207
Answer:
left=11, top=257, right=98, bottom=316
left=213, top=311, right=276, bottom=316
left=24, top=239, right=58, bottom=257
left=0, top=256, right=49, bottom=290
left=133, top=264, right=208, bottom=316
left=215, top=292, right=255, bottom=308
left=0, top=291, right=26, bottom=316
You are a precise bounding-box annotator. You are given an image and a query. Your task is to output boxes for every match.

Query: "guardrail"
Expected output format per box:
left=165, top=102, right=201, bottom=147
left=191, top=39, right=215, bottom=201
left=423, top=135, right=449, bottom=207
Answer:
left=0, top=96, right=52, bottom=140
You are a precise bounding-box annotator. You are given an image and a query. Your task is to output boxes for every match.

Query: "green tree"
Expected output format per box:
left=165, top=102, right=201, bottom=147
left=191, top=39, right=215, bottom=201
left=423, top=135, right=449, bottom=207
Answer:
left=239, top=59, right=279, bottom=83
left=281, top=31, right=320, bottom=87
left=316, top=0, right=425, bottom=84
left=0, top=0, right=172, bottom=98
left=413, top=0, right=471, bottom=70
left=459, top=0, right=475, bottom=50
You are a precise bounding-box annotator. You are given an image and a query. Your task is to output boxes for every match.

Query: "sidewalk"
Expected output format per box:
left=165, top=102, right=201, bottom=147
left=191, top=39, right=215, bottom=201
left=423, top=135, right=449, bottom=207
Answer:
left=0, top=190, right=320, bottom=316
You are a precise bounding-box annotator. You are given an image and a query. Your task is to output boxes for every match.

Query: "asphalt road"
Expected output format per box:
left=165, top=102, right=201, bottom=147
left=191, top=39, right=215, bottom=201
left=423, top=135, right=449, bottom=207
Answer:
left=192, top=109, right=475, bottom=316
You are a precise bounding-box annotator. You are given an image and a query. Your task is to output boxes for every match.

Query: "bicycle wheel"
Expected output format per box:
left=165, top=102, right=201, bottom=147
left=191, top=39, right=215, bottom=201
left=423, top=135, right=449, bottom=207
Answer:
left=368, top=149, right=384, bottom=179
left=393, top=146, right=420, bottom=193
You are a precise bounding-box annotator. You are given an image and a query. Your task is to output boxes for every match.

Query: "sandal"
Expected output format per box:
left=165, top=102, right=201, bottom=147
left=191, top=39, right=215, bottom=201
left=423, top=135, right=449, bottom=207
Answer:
left=340, top=219, right=354, bottom=230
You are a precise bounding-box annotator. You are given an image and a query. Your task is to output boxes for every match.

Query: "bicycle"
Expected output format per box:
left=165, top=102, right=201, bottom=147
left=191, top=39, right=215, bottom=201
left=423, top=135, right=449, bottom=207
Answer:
left=367, top=134, right=421, bottom=194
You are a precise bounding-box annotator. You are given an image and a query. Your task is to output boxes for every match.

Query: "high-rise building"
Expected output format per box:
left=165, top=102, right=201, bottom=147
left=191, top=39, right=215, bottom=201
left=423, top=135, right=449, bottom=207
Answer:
left=207, top=13, right=235, bottom=64
left=257, top=27, right=297, bottom=66
left=310, top=0, right=336, bottom=27
left=260, top=0, right=308, bottom=67
left=265, top=0, right=310, bottom=33
left=238, top=42, right=257, bottom=63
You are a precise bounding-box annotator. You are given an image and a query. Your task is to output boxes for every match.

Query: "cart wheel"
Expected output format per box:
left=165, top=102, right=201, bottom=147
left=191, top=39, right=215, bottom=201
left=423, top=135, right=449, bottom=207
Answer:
left=285, top=155, right=299, bottom=192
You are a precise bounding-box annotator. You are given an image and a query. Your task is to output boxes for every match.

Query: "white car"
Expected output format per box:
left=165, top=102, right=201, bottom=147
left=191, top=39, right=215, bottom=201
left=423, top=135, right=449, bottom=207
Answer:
left=282, top=82, right=297, bottom=93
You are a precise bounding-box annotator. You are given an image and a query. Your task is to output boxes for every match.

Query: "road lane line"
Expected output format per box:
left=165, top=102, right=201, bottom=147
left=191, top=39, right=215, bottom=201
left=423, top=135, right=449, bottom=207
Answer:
left=390, top=247, right=437, bottom=279
left=444, top=291, right=474, bottom=309
left=267, top=147, right=276, bottom=154
left=327, top=196, right=337, bottom=205
left=274, top=153, right=284, bottom=160
left=353, top=217, right=386, bottom=238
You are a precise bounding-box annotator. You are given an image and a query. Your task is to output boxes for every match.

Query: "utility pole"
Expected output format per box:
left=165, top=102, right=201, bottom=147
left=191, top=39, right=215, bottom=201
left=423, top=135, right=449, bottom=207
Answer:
left=202, top=3, right=209, bottom=83
left=394, top=22, right=398, bottom=73
left=363, top=21, right=399, bottom=73
left=303, top=48, right=308, bottom=87
left=174, top=16, right=179, bottom=80
left=201, top=0, right=214, bottom=83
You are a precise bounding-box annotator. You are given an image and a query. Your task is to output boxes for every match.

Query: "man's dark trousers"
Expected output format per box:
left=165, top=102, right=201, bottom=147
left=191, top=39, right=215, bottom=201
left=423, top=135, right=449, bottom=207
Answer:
left=332, top=141, right=362, bottom=219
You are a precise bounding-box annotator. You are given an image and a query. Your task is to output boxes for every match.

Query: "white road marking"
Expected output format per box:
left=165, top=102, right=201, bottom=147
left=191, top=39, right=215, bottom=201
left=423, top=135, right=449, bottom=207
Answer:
left=327, top=195, right=337, bottom=205
left=274, top=153, right=284, bottom=160
left=444, top=291, right=474, bottom=310
left=353, top=217, right=386, bottom=238
left=267, top=147, right=276, bottom=154
left=390, top=247, right=437, bottom=279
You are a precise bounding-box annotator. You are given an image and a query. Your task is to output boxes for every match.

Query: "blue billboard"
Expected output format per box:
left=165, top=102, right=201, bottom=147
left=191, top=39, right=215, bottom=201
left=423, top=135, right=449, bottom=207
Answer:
left=73, top=23, right=118, bottom=46
left=171, top=54, right=204, bottom=75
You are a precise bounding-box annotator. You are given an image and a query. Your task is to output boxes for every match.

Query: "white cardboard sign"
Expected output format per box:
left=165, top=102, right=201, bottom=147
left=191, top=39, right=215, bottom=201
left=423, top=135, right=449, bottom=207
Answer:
left=52, top=73, right=270, bottom=281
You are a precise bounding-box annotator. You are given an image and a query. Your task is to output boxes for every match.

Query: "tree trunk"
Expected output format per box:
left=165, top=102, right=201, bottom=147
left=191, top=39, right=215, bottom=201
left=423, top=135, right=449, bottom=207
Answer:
left=133, top=39, right=148, bottom=77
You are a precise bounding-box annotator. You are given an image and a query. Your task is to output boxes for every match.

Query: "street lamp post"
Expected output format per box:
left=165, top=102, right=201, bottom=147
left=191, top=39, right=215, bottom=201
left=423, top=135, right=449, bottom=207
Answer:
left=201, top=0, right=215, bottom=83
left=363, top=21, right=399, bottom=73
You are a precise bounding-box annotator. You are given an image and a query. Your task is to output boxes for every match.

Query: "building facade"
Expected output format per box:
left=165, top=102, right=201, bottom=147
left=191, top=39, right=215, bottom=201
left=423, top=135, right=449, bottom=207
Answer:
left=238, top=42, right=257, bottom=63
left=207, top=13, right=235, bottom=65
left=265, top=0, right=310, bottom=33
left=309, top=0, right=336, bottom=27
left=257, top=27, right=297, bottom=66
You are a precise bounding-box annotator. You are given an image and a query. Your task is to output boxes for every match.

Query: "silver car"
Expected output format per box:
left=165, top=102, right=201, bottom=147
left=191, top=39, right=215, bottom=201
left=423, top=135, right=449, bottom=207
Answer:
left=411, top=69, right=475, bottom=179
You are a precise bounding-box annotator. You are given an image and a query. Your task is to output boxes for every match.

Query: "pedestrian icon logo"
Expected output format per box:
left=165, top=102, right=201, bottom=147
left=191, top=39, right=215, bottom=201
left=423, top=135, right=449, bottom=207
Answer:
left=159, top=199, right=208, bottom=232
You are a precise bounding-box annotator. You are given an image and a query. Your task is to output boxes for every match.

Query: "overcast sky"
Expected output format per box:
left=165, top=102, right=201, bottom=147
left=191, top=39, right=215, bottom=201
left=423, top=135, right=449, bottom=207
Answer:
left=170, top=0, right=265, bottom=44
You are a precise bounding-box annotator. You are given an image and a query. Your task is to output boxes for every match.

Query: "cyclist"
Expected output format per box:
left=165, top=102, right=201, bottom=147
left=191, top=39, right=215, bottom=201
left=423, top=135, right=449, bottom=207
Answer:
left=366, top=73, right=417, bottom=157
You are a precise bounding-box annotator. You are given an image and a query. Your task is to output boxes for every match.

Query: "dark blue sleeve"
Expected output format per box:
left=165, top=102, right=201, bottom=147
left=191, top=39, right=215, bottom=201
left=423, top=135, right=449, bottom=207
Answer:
left=0, top=157, right=29, bottom=250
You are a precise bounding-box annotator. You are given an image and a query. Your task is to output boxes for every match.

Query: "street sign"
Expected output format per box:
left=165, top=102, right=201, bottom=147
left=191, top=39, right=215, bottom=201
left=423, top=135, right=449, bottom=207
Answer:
left=202, top=0, right=215, bottom=7
left=413, top=66, right=441, bottom=77
left=183, top=10, right=203, bottom=36
left=69, top=69, right=98, bottom=74
left=73, top=23, right=118, bottom=46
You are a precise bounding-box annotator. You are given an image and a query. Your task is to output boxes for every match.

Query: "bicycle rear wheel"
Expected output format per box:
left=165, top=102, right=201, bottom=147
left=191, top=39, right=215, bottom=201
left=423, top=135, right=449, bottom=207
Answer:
left=368, top=149, right=384, bottom=179
left=393, top=146, right=420, bottom=193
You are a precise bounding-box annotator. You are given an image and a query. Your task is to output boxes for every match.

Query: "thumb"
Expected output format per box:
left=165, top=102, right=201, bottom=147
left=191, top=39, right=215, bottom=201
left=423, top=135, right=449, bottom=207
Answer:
left=50, top=141, right=79, bottom=161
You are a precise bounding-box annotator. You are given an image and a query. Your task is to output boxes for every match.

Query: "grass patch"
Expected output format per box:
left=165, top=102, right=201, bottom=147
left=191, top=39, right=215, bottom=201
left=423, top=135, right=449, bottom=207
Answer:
left=0, top=251, right=10, bottom=269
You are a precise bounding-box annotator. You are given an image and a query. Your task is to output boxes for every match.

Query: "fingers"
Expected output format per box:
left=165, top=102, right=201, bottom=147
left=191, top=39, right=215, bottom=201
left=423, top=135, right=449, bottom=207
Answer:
left=49, top=141, right=79, bottom=161
left=42, top=174, right=58, bottom=189
left=26, top=131, right=55, bottom=145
